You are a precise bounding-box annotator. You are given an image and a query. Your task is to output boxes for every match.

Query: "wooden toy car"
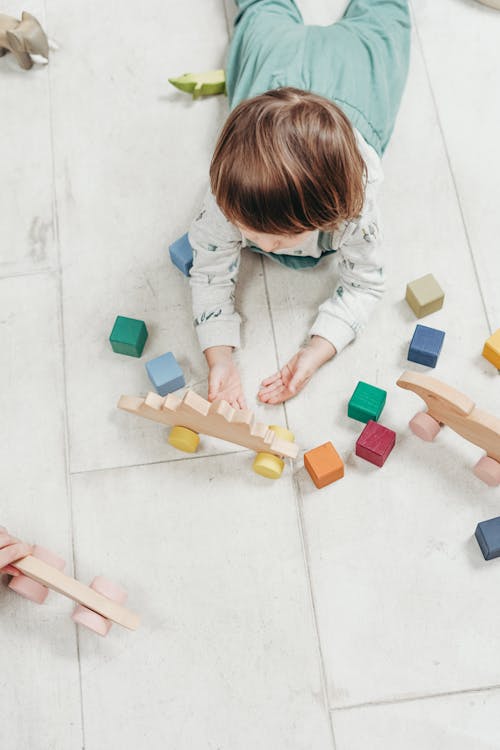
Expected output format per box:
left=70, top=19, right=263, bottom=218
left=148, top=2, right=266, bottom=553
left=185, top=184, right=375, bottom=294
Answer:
left=397, top=370, right=500, bottom=486
left=118, top=389, right=299, bottom=479
left=4, top=536, right=139, bottom=636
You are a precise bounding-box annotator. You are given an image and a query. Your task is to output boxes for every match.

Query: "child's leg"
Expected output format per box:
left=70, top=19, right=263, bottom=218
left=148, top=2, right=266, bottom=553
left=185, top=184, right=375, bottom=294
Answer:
left=302, top=0, right=411, bottom=155
left=226, top=0, right=304, bottom=110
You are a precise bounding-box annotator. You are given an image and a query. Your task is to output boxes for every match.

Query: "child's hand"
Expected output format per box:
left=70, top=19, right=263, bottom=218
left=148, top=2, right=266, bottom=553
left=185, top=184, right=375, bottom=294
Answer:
left=205, top=346, right=247, bottom=409
left=258, top=336, right=337, bottom=404
left=0, top=527, right=33, bottom=577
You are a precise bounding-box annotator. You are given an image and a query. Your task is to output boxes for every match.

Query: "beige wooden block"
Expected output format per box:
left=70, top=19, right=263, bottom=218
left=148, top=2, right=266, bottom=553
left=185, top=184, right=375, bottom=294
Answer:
left=405, top=273, right=444, bottom=318
left=482, top=328, right=500, bottom=370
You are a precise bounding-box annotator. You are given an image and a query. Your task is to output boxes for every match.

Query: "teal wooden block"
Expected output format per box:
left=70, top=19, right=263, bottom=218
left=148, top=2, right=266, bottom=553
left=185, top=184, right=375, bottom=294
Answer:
left=109, top=316, right=148, bottom=357
left=348, top=381, right=387, bottom=423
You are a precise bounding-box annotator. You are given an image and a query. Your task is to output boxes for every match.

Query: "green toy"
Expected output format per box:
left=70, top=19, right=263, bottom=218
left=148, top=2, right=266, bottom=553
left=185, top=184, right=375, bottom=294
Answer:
left=109, top=316, right=148, bottom=358
left=168, top=69, right=226, bottom=99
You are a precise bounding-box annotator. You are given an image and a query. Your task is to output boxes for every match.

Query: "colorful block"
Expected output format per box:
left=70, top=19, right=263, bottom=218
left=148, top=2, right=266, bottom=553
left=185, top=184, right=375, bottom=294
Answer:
left=169, top=233, right=193, bottom=276
left=145, top=352, right=185, bottom=396
left=482, top=328, right=500, bottom=370
left=355, top=420, right=396, bottom=467
left=168, top=69, right=226, bottom=99
left=304, top=441, right=344, bottom=489
left=475, top=516, right=500, bottom=560
left=348, top=381, right=387, bottom=423
left=408, top=324, right=445, bottom=368
left=405, top=273, right=444, bottom=318
left=109, top=316, right=148, bottom=357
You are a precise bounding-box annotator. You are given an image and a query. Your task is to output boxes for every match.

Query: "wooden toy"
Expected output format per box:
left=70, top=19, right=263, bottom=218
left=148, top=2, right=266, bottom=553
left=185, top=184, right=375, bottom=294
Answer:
left=168, top=69, right=226, bottom=99
left=304, top=442, right=344, bottom=488
left=405, top=273, right=444, bottom=318
left=355, top=420, right=396, bottom=467
left=397, top=370, right=500, bottom=486
left=4, top=538, right=139, bottom=635
left=0, top=11, right=48, bottom=70
left=348, top=381, right=386, bottom=423
left=477, top=0, right=500, bottom=8
left=475, top=517, right=500, bottom=560
left=482, top=328, right=500, bottom=370
left=408, top=324, right=445, bottom=368
left=169, top=233, right=194, bottom=276
left=109, top=315, right=148, bottom=357
left=146, top=352, right=185, bottom=396
left=118, top=389, right=299, bottom=479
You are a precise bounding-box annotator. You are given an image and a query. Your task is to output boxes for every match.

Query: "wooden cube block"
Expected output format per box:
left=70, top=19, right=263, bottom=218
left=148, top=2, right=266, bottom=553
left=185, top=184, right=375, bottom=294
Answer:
left=408, top=324, right=445, bottom=368
left=109, top=316, right=148, bottom=357
left=304, top=442, right=344, bottom=489
left=169, top=233, right=194, bottom=276
left=405, top=273, right=444, bottom=318
left=355, top=420, right=396, bottom=467
left=348, top=381, right=387, bottom=423
left=475, top=516, right=500, bottom=560
left=146, top=352, right=185, bottom=396
left=482, top=328, right=500, bottom=370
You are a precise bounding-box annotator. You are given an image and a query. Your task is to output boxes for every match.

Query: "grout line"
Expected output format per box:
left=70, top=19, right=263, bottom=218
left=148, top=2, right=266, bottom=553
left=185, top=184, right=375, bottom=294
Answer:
left=0, top=266, right=56, bottom=282
left=261, top=259, right=337, bottom=747
left=410, top=0, right=493, bottom=335
left=331, top=681, right=500, bottom=713
left=44, top=2, right=86, bottom=745
left=69, top=447, right=250, bottom=477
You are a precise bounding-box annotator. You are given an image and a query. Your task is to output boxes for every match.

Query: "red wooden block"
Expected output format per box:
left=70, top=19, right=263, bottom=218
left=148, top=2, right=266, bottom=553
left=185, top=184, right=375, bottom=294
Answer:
left=355, top=420, right=396, bottom=467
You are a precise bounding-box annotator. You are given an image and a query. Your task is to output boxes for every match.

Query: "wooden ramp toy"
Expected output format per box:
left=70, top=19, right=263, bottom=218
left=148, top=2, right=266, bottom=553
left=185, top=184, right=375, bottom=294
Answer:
left=118, top=389, right=299, bottom=479
left=397, top=370, right=500, bottom=486
left=5, top=539, right=139, bottom=636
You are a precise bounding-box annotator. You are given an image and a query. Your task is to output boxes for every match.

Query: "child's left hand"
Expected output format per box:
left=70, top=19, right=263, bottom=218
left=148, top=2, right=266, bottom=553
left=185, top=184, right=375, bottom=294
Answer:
left=257, top=336, right=337, bottom=404
left=0, top=527, right=33, bottom=576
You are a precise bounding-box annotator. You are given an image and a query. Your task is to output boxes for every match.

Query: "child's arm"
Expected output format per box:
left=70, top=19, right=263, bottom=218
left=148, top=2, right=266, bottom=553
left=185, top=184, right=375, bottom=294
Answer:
left=188, top=190, right=246, bottom=407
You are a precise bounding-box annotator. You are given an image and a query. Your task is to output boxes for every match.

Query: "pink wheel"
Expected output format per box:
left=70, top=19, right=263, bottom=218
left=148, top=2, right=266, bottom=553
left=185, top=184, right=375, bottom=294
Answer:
left=473, top=456, right=500, bottom=487
left=72, top=576, right=127, bottom=637
left=8, top=545, right=65, bottom=604
left=409, top=412, right=441, bottom=442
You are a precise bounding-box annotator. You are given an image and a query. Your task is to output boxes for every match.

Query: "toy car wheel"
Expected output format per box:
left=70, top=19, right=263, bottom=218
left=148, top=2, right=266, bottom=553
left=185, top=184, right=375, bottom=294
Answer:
left=253, top=452, right=285, bottom=479
left=268, top=424, right=295, bottom=443
left=473, top=456, right=500, bottom=487
left=72, top=576, right=127, bottom=637
left=168, top=425, right=200, bottom=453
left=8, top=545, right=65, bottom=604
left=409, top=411, right=441, bottom=442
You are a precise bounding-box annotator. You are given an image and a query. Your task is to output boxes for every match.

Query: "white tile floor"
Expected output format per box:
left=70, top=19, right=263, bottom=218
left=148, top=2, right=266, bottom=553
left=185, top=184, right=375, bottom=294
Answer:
left=1, top=1, right=500, bottom=748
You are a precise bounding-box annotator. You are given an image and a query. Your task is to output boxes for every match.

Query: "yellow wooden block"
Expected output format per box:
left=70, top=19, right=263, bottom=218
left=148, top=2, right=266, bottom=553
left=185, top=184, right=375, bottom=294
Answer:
left=482, top=328, right=500, bottom=370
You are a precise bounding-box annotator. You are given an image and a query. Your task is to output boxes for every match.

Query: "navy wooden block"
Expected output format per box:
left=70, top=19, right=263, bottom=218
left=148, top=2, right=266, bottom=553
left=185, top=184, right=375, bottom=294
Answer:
left=169, top=233, right=193, bottom=276
left=146, top=352, right=185, bottom=396
left=475, top=516, right=500, bottom=560
left=408, top=324, right=445, bottom=368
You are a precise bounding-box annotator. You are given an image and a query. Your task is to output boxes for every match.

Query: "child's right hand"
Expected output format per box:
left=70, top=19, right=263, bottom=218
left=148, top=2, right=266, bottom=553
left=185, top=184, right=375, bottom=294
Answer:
left=204, top=346, right=247, bottom=409
left=0, top=527, right=33, bottom=576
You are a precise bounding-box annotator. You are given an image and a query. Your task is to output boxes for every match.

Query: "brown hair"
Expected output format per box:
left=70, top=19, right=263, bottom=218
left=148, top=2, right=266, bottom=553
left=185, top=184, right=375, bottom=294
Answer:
left=210, top=87, right=366, bottom=236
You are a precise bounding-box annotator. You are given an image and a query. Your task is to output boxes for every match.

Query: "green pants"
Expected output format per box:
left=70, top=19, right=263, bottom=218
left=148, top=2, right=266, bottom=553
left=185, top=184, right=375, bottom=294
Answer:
left=226, top=0, right=411, bottom=157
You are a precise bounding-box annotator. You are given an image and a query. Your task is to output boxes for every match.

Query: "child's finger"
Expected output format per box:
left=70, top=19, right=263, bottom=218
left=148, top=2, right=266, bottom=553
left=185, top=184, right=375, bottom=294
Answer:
left=258, top=380, right=284, bottom=399
left=258, top=383, right=285, bottom=403
left=2, top=564, right=21, bottom=576
left=260, top=371, right=282, bottom=387
left=236, top=395, right=247, bottom=410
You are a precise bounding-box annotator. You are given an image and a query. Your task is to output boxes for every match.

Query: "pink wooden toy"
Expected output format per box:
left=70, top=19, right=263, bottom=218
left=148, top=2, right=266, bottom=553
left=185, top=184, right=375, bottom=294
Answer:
left=4, top=534, right=139, bottom=635
left=397, top=370, right=500, bottom=487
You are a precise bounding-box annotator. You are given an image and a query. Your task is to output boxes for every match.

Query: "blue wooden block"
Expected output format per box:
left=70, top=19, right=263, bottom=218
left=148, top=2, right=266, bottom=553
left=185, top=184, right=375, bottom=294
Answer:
left=475, top=516, right=500, bottom=560
left=407, top=324, right=445, bottom=368
left=169, top=233, right=193, bottom=276
left=146, top=352, right=185, bottom=396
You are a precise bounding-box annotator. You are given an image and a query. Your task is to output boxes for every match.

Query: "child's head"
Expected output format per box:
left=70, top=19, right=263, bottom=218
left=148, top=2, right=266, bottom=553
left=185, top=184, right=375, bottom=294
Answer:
left=210, top=87, right=366, bottom=251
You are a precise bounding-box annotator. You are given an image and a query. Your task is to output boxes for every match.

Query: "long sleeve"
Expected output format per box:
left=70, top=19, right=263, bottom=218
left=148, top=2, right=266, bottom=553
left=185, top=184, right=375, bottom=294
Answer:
left=188, top=190, right=243, bottom=351
left=309, top=148, right=385, bottom=354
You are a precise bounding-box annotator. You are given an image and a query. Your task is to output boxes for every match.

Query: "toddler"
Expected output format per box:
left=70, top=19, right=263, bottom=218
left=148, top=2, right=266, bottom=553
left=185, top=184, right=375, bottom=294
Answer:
left=188, top=0, right=410, bottom=408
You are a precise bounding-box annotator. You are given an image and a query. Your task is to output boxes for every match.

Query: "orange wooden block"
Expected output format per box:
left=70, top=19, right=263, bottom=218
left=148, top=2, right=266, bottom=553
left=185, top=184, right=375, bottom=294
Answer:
left=304, top=442, right=344, bottom=489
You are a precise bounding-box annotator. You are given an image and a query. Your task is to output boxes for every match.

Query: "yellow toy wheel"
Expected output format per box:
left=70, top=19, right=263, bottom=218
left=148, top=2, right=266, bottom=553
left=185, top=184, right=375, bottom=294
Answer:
left=168, top=425, right=200, bottom=453
left=252, top=425, right=294, bottom=480
left=253, top=452, right=285, bottom=480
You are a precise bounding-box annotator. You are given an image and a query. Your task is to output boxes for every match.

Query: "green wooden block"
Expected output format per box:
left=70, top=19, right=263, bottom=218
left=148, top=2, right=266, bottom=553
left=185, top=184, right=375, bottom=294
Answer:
left=168, top=69, right=226, bottom=99
left=405, top=273, right=444, bottom=318
left=348, top=381, right=387, bottom=423
left=109, top=316, right=148, bottom=357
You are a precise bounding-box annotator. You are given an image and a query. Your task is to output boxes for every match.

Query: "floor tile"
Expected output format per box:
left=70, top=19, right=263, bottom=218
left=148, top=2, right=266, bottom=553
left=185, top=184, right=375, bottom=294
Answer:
left=71, top=455, right=334, bottom=750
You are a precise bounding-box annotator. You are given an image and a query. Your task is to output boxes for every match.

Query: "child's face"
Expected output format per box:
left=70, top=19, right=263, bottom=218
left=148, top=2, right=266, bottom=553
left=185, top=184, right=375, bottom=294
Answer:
left=236, top=223, right=314, bottom=253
